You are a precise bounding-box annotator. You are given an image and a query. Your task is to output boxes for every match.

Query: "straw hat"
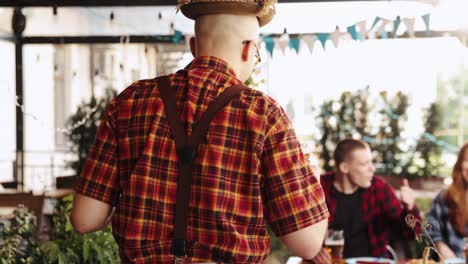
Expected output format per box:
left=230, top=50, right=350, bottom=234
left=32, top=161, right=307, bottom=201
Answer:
left=177, top=0, right=276, bottom=27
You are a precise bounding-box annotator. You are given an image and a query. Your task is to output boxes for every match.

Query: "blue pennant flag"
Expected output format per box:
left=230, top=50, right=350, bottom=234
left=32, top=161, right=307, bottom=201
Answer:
left=380, top=30, right=388, bottom=39
left=347, top=25, right=360, bottom=40
left=264, top=37, right=275, bottom=56
left=316, top=33, right=329, bottom=50
left=393, top=16, right=401, bottom=38
left=172, top=30, right=183, bottom=44
left=422, top=13, right=431, bottom=36
left=370, top=17, right=381, bottom=31
left=288, top=37, right=300, bottom=54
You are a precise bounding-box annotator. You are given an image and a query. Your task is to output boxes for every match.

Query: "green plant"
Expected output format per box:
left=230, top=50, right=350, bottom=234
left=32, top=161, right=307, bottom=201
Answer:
left=40, top=195, right=120, bottom=264
left=0, top=206, right=42, bottom=264
left=66, top=88, right=117, bottom=176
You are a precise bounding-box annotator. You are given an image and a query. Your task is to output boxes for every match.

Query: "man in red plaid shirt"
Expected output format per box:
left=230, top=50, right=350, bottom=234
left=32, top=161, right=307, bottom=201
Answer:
left=70, top=0, right=330, bottom=263
left=310, top=139, right=421, bottom=263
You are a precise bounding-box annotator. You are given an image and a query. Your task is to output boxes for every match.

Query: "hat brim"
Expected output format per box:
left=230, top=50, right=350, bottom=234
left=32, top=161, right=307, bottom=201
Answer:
left=180, top=2, right=275, bottom=27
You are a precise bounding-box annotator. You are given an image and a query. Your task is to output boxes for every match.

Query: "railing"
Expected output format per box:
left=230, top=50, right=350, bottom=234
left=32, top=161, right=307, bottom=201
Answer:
left=0, top=150, right=75, bottom=193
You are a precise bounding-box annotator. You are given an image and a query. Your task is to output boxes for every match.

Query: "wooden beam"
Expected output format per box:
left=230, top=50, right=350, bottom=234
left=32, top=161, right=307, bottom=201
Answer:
left=22, top=35, right=180, bottom=44
left=0, top=0, right=390, bottom=7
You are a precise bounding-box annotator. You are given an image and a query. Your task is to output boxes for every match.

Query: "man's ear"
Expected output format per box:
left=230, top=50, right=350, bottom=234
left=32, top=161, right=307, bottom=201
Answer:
left=339, top=162, right=348, bottom=174
left=241, top=41, right=251, bottom=62
left=189, top=37, right=196, bottom=57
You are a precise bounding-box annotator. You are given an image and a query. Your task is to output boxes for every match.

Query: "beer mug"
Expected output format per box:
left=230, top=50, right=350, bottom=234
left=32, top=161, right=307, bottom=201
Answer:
left=324, top=229, right=344, bottom=263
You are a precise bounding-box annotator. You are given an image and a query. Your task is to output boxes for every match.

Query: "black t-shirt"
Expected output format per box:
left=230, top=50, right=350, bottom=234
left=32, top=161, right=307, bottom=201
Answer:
left=331, top=188, right=371, bottom=258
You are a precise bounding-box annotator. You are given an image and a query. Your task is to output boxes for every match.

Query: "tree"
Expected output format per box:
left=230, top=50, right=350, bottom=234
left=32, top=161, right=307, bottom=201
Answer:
left=66, top=89, right=117, bottom=176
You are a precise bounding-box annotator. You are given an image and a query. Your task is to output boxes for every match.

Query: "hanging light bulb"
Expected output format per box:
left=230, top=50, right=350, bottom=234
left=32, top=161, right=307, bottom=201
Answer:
left=109, top=11, right=115, bottom=32
left=52, top=6, right=58, bottom=25
left=170, top=22, right=175, bottom=34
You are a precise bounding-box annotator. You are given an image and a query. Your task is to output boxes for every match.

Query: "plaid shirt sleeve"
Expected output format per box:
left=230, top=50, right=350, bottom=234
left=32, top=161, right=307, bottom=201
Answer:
left=379, top=180, right=420, bottom=240
left=74, top=99, right=120, bottom=205
left=427, top=191, right=445, bottom=242
left=261, top=105, right=329, bottom=237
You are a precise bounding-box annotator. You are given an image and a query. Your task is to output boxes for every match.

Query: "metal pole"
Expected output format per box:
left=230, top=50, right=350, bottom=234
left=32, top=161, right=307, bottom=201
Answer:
left=13, top=7, right=26, bottom=191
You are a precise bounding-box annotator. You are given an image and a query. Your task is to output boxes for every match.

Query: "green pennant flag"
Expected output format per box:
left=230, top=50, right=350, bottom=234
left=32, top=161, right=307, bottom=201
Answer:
left=264, top=37, right=275, bottom=56
left=370, top=17, right=381, bottom=31
left=422, top=13, right=431, bottom=36
left=316, top=33, right=329, bottom=50
left=288, top=37, right=300, bottom=54
left=347, top=25, right=359, bottom=40
left=393, top=16, right=401, bottom=38
left=173, top=30, right=183, bottom=44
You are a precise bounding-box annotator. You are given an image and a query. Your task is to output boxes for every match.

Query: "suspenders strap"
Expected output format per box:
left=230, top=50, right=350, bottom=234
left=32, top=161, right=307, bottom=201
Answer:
left=157, top=76, right=247, bottom=260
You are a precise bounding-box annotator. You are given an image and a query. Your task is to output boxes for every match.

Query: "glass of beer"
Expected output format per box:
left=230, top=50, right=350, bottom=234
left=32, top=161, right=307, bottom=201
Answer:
left=463, top=237, right=468, bottom=264
left=324, top=229, right=344, bottom=263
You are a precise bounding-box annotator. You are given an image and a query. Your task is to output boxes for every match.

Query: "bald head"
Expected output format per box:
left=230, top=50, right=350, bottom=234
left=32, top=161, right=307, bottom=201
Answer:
left=190, top=14, right=260, bottom=81
left=195, top=14, right=259, bottom=44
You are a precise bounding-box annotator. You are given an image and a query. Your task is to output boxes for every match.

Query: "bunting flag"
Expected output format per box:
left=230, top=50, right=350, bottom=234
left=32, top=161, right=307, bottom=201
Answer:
left=173, top=30, right=183, bottom=44
left=403, top=18, right=416, bottom=38
left=316, top=33, right=329, bottom=50
left=422, top=13, right=431, bottom=36
left=276, top=33, right=290, bottom=54
left=393, top=16, right=401, bottom=38
left=370, top=17, right=381, bottom=31
left=259, top=12, right=431, bottom=55
left=288, top=37, right=300, bottom=53
left=264, top=36, right=275, bottom=56
left=377, top=19, right=391, bottom=39
left=347, top=25, right=360, bottom=41
left=330, top=27, right=342, bottom=48
left=358, top=21, right=367, bottom=40
left=302, top=35, right=316, bottom=53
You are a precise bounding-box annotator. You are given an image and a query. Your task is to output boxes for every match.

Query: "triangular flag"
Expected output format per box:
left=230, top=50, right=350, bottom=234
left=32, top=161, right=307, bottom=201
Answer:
left=380, top=30, right=388, bottom=39
left=173, top=30, right=183, bottom=44
left=377, top=19, right=391, bottom=39
left=288, top=37, right=300, bottom=53
left=302, top=35, right=316, bottom=53
left=276, top=33, right=289, bottom=54
left=347, top=25, right=360, bottom=40
left=370, top=17, right=381, bottom=31
left=264, top=37, right=275, bottom=56
left=316, top=33, right=329, bottom=50
left=358, top=21, right=367, bottom=40
left=330, top=27, right=342, bottom=48
left=422, top=13, right=431, bottom=36
left=392, top=16, right=401, bottom=38
left=403, top=18, right=416, bottom=38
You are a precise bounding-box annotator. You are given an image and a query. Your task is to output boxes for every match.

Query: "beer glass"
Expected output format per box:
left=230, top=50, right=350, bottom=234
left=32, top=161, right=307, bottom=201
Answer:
left=324, top=229, right=344, bottom=263
left=464, top=237, right=468, bottom=264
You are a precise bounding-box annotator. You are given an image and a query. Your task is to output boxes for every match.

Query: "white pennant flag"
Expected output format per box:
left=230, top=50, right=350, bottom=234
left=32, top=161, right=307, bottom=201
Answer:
left=376, top=19, right=392, bottom=37
left=302, top=35, right=317, bottom=53
left=276, top=33, right=290, bottom=54
left=403, top=18, right=416, bottom=38
left=358, top=21, right=367, bottom=40
left=330, top=27, right=342, bottom=48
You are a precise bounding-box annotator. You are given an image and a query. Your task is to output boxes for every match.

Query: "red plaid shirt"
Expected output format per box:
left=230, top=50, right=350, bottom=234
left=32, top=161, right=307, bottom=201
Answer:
left=320, top=173, right=421, bottom=257
left=75, top=56, right=329, bottom=263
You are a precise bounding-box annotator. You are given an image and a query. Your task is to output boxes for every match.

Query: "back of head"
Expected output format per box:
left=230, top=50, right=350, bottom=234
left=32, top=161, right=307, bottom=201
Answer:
left=333, top=139, right=369, bottom=168
left=194, top=14, right=259, bottom=56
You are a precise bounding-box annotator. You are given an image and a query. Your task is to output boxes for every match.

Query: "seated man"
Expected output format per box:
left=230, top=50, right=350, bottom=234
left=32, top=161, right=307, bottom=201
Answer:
left=310, top=138, right=421, bottom=262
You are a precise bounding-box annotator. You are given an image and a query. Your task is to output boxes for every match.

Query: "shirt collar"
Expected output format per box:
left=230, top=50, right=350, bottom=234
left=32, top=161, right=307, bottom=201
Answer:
left=185, top=56, right=238, bottom=78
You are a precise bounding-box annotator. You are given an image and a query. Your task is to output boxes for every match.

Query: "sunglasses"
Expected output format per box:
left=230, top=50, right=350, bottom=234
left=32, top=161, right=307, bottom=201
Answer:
left=242, top=40, right=261, bottom=65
